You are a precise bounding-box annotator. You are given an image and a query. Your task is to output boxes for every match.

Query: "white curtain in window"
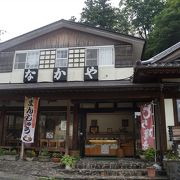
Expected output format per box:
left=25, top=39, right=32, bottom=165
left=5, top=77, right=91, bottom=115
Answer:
left=26, top=52, right=39, bottom=69
left=99, top=47, right=113, bottom=66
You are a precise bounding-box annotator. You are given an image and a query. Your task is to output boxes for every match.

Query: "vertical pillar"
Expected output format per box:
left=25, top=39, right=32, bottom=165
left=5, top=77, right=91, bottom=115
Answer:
left=65, top=100, right=71, bottom=154
left=72, top=103, right=79, bottom=150
left=0, top=110, right=5, bottom=145
left=159, top=91, right=167, bottom=152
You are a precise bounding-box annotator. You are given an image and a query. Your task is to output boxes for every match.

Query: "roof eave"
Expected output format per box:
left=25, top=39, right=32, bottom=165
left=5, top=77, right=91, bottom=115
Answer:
left=0, top=19, right=145, bottom=51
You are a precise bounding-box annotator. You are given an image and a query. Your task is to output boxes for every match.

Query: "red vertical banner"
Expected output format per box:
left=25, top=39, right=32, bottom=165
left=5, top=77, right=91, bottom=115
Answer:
left=140, top=103, right=155, bottom=150
left=21, top=97, right=39, bottom=143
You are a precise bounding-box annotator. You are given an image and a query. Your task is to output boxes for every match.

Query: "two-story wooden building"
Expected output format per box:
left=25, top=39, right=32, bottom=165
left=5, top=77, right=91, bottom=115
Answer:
left=0, top=19, right=178, bottom=157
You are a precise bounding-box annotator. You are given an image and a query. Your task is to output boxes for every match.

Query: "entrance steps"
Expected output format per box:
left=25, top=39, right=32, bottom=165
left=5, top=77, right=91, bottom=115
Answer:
left=55, top=158, right=169, bottom=180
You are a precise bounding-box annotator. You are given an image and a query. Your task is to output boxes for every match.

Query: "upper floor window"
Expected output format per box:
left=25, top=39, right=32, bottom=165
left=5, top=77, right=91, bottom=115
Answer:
left=55, top=49, right=68, bottom=67
left=26, top=51, right=39, bottom=69
left=14, top=51, right=39, bottom=69
left=115, top=45, right=133, bottom=67
left=12, top=45, right=115, bottom=70
left=99, top=46, right=113, bottom=66
left=86, top=49, right=98, bottom=66
left=39, top=50, right=56, bottom=69
left=85, top=46, right=113, bottom=66
left=14, top=53, right=26, bottom=69
left=0, top=52, right=14, bottom=73
left=68, top=48, right=85, bottom=67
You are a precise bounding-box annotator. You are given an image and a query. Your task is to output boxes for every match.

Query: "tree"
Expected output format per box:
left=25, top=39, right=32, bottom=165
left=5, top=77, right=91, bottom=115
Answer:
left=118, top=0, right=165, bottom=39
left=69, top=16, right=77, bottom=22
left=144, top=0, right=180, bottom=58
left=0, top=30, right=6, bottom=42
left=80, top=0, right=117, bottom=30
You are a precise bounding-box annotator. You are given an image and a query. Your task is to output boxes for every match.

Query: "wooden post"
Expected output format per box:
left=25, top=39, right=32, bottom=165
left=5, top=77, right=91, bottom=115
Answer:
left=0, top=110, right=5, bottom=145
left=20, top=142, right=24, bottom=160
left=72, top=103, right=78, bottom=150
left=159, top=86, right=167, bottom=152
left=65, top=100, right=71, bottom=155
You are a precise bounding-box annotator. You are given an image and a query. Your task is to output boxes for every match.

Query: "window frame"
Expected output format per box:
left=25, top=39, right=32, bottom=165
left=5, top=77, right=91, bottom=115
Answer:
left=85, top=45, right=114, bottom=67
left=25, top=51, right=40, bottom=69
left=85, top=48, right=99, bottom=66
left=14, top=52, right=27, bottom=70
left=55, top=48, right=68, bottom=67
left=115, top=44, right=133, bottom=68
left=0, top=52, right=14, bottom=73
left=14, top=50, right=40, bottom=70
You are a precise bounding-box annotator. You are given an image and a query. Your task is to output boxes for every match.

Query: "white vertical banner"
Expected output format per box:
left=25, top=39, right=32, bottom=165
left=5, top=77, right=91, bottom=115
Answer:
left=21, top=97, right=39, bottom=143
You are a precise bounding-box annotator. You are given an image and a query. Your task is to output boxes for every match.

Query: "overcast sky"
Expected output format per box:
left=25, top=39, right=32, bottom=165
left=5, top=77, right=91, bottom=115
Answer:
left=0, top=0, right=119, bottom=42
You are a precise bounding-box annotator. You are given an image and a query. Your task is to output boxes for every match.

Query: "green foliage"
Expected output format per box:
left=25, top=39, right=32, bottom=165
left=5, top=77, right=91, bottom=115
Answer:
left=164, top=150, right=179, bottom=160
left=52, top=152, right=62, bottom=158
left=0, top=148, right=5, bottom=156
left=144, top=0, right=180, bottom=58
left=118, top=0, right=165, bottom=39
left=4, top=149, right=17, bottom=155
left=144, top=148, right=156, bottom=161
left=26, top=150, right=36, bottom=157
left=80, top=0, right=117, bottom=31
left=61, top=155, right=76, bottom=167
left=39, top=149, right=50, bottom=157
left=136, top=149, right=145, bottom=156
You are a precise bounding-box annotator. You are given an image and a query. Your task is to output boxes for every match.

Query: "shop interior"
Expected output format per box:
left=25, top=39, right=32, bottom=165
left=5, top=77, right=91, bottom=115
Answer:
left=85, top=112, right=137, bottom=157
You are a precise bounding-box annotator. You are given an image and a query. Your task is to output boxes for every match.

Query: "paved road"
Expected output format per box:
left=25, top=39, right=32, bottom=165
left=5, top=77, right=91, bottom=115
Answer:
left=0, top=172, right=37, bottom=180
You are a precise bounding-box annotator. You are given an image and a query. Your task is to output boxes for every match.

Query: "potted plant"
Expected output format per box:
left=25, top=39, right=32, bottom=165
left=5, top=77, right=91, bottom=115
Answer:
left=25, top=150, right=36, bottom=161
left=136, top=149, right=145, bottom=160
left=3, top=149, right=19, bottom=161
left=163, top=149, right=180, bottom=179
left=61, top=154, right=76, bottom=169
left=144, top=148, right=156, bottom=161
left=0, top=148, right=5, bottom=160
left=144, top=148, right=156, bottom=177
left=51, top=152, right=62, bottom=163
left=38, top=149, right=51, bottom=162
left=147, top=166, right=156, bottom=177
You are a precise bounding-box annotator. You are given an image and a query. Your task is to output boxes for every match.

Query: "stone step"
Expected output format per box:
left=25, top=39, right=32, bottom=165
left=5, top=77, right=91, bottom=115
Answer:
left=75, top=162, right=151, bottom=169
left=54, top=174, right=169, bottom=180
left=58, top=169, right=147, bottom=176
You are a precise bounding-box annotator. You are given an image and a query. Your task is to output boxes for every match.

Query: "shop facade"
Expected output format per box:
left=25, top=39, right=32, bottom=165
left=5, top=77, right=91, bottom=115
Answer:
left=0, top=19, right=178, bottom=158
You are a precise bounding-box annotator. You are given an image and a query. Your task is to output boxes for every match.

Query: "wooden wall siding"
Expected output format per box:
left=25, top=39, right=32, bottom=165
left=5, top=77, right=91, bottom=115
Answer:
left=6, top=28, right=129, bottom=51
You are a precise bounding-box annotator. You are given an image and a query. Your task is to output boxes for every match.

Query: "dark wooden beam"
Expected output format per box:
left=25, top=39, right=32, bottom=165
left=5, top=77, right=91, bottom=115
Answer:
left=159, top=90, right=167, bottom=152
left=72, top=103, right=79, bottom=150
left=65, top=100, right=71, bottom=154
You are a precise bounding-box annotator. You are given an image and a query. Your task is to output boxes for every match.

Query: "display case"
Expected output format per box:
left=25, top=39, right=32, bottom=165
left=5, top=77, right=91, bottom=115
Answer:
left=85, top=139, right=118, bottom=156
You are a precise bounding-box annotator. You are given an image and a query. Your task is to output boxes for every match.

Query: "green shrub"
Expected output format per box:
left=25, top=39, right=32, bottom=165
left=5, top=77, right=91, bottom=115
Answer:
left=26, top=150, right=36, bottom=157
left=4, top=149, right=17, bottom=155
left=39, top=149, right=50, bottom=157
left=164, top=150, right=179, bottom=160
left=61, top=155, right=76, bottom=167
left=144, top=148, right=155, bottom=161
left=0, top=148, right=5, bottom=156
left=52, top=152, right=62, bottom=158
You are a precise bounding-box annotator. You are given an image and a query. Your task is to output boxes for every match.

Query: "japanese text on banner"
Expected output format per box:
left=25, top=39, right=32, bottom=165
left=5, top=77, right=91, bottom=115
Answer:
left=21, top=97, right=39, bottom=143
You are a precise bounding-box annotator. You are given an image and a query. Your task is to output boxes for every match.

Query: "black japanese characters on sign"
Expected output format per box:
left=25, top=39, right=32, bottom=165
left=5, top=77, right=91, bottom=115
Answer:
left=84, top=66, right=98, bottom=81
left=53, top=67, right=67, bottom=82
left=24, top=69, right=38, bottom=83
